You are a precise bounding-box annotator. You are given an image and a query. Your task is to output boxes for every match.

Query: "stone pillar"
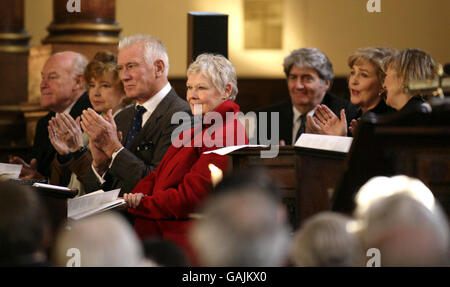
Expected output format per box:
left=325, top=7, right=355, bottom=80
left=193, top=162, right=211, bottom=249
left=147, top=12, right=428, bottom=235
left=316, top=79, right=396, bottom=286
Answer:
left=0, top=0, right=30, bottom=150
left=43, top=0, right=121, bottom=59
left=19, top=0, right=123, bottom=147
left=0, top=0, right=30, bottom=53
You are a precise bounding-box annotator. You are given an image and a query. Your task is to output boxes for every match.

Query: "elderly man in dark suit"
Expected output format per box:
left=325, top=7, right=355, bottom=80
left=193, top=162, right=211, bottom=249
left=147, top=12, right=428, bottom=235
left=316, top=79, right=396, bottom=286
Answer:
left=10, top=51, right=91, bottom=179
left=258, top=48, right=358, bottom=145
left=80, top=34, right=191, bottom=195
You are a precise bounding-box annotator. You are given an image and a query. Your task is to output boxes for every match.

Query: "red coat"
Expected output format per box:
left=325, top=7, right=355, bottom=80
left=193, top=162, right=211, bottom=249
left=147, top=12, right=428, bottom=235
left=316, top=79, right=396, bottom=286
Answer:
left=128, top=100, right=248, bottom=250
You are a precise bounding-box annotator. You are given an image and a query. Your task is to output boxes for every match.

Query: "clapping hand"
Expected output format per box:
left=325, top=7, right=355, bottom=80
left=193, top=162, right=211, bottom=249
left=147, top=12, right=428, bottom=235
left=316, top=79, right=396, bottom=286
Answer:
left=349, top=118, right=360, bottom=136
left=9, top=156, right=45, bottom=180
left=81, top=109, right=122, bottom=158
left=48, top=113, right=84, bottom=155
left=308, top=105, right=348, bottom=136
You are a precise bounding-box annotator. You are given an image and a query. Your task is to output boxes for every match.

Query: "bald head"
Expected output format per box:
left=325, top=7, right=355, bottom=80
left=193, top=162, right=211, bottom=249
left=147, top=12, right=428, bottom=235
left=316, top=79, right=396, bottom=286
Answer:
left=40, top=51, right=88, bottom=113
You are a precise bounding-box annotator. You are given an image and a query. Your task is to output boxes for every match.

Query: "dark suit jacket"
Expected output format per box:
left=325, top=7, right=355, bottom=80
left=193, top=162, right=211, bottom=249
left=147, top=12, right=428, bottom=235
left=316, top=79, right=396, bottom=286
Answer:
left=29, top=92, right=91, bottom=178
left=257, top=93, right=359, bottom=145
left=79, top=88, right=192, bottom=195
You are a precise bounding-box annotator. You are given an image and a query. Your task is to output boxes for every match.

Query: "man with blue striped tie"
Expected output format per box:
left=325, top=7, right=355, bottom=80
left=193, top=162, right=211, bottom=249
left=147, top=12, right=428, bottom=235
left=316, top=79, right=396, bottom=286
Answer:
left=80, top=34, right=191, bottom=196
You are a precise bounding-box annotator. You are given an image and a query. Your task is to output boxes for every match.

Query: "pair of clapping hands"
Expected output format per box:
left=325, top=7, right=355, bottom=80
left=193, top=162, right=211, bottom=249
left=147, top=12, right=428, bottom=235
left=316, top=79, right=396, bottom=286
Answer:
left=48, top=108, right=123, bottom=174
left=306, top=105, right=359, bottom=137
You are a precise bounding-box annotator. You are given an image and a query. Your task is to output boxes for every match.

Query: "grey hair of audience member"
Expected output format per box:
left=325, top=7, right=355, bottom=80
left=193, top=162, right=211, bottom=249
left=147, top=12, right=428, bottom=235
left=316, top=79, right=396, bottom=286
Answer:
left=189, top=187, right=290, bottom=267
left=358, top=193, right=449, bottom=266
left=70, top=52, right=89, bottom=78
left=283, top=48, right=334, bottom=83
left=118, top=34, right=169, bottom=77
left=187, top=53, right=238, bottom=101
left=291, top=212, right=364, bottom=267
left=52, top=212, right=145, bottom=267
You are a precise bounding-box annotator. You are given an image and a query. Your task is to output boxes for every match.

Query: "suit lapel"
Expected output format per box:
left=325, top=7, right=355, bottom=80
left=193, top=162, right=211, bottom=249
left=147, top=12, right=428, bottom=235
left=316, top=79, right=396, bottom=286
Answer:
left=69, top=92, right=91, bottom=119
left=279, top=100, right=293, bottom=144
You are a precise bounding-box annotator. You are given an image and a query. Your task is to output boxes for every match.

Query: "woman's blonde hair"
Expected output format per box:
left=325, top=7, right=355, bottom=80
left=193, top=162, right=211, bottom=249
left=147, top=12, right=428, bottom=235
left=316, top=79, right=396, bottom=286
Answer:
left=382, top=48, right=437, bottom=88
left=348, top=47, right=395, bottom=85
left=84, top=51, right=123, bottom=90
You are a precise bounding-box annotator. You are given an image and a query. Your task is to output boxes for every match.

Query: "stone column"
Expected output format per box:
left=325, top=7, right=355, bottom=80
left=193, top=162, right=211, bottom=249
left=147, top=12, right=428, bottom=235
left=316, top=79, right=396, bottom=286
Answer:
left=0, top=0, right=30, bottom=150
left=43, top=0, right=121, bottom=59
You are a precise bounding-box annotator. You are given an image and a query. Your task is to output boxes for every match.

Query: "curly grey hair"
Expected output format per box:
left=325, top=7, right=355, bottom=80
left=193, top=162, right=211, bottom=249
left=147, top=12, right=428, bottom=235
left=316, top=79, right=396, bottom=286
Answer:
left=283, top=48, right=334, bottom=83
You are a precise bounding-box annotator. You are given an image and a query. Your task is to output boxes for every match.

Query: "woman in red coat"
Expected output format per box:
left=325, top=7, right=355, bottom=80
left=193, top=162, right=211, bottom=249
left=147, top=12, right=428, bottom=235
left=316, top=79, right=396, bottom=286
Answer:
left=123, top=53, right=248, bottom=251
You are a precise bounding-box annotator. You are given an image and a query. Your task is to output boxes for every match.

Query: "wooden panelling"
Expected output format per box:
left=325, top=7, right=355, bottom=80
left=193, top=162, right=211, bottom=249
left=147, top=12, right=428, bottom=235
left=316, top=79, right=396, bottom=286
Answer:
left=170, top=77, right=350, bottom=113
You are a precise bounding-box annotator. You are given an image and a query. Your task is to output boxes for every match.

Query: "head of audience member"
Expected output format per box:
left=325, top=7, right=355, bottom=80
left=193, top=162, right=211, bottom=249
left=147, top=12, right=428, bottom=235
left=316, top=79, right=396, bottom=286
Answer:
left=382, top=48, right=437, bottom=110
left=186, top=53, right=238, bottom=117
left=84, top=51, right=128, bottom=115
left=142, top=236, right=189, bottom=266
left=0, top=181, right=51, bottom=266
left=283, top=48, right=334, bottom=114
left=189, top=169, right=290, bottom=267
left=117, top=34, right=169, bottom=104
left=354, top=175, right=449, bottom=266
left=40, top=51, right=88, bottom=113
left=290, top=212, right=364, bottom=267
left=52, top=212, right=145, bottom=267
left=348, top=47, right=395, bottom=113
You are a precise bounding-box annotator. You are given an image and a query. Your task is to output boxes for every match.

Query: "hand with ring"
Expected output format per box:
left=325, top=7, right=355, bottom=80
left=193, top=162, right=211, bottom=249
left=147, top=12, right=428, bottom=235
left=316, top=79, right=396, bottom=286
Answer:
left=48, top=113, right=84, bottom=155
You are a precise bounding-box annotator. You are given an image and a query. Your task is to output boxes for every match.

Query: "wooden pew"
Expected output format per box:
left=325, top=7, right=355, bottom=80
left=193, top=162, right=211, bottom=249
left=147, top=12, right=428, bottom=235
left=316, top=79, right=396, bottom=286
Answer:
left=229, top=146, right=346, bottom=230
left=332, top=102, right=450, bottom=216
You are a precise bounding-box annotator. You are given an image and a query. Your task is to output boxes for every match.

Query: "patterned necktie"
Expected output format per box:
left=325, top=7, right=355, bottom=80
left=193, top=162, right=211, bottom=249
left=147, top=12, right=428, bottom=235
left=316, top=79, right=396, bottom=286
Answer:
left=295, top=114, right=306, bottom=143
left=124, top=105, right=147, bottom=148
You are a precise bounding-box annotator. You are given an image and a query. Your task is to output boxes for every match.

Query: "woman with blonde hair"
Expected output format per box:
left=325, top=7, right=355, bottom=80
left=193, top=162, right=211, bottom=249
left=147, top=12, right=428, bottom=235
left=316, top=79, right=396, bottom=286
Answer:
left=308, top=47, right=395, bottom=136
left=382, top=48, right=436, bottom=112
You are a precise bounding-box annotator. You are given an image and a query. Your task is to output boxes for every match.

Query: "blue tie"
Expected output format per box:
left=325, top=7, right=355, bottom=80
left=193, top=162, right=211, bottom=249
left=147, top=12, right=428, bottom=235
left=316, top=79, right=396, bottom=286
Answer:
left=124, top=105, right=147, bottom=148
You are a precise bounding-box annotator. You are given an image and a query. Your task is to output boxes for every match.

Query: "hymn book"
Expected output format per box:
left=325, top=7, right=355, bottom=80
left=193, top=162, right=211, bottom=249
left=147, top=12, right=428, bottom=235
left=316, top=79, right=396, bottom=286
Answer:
left=0, top=163, right=22, bottom=179
left=67, top=188, right=125, bottom=220
left=295, top=134, right=353, bottom=153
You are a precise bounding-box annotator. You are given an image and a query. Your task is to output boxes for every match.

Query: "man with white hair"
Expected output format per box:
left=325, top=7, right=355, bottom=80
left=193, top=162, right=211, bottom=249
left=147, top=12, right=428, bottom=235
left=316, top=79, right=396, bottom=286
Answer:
left=80, top=34, right=191, bottom=195
left=355, top=175, right=450, bottom=266
left=52, top=212, right=147, bottom=267
left=10, top=51, right=91, bottom=180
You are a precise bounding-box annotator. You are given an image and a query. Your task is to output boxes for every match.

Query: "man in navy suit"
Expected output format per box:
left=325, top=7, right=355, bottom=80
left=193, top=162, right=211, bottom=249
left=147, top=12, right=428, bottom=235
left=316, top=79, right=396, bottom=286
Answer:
left=258, top=48, right=358, bottom=145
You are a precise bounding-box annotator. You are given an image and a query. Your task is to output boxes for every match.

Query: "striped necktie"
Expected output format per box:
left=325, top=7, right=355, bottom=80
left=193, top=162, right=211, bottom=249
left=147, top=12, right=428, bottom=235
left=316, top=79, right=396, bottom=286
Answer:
left=124, top=105, right=147, bottom=148
left=295, top=114, right=306, bottom=143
